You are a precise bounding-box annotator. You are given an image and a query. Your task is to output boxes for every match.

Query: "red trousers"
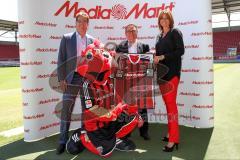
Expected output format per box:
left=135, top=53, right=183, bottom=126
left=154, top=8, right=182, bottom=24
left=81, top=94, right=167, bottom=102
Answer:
left=159, top=76, right=179, bottom=143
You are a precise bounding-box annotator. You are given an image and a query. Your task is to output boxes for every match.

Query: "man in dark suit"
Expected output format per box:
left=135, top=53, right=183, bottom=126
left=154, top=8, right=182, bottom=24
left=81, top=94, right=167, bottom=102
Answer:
left=115, top=24, right=150, bottom=140
left=56, top=11, right=95, bottom=154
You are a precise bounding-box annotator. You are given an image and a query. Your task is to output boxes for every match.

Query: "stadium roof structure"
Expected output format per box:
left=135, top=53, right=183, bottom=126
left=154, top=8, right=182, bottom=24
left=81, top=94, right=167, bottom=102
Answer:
left=212, top=0, right=240, bottom=14
left=0, top=19, right=18, bottom=31
left=212, top=0, right=240, bottom=30
left=0, top=19, right=18, bottom=42
left=212, top=0, right=240, bottom=15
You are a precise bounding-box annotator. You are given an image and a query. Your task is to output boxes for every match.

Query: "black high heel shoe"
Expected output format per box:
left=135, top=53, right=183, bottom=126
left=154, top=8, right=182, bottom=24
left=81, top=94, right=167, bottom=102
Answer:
left=162, top=143, right=179, bottom=152
left=161, top=136, right=169, bottom=142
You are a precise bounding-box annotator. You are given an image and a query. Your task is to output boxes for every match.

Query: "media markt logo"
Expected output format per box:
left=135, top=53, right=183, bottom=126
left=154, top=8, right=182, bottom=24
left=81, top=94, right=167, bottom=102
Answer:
left=54, top=1, right=175, bottom=19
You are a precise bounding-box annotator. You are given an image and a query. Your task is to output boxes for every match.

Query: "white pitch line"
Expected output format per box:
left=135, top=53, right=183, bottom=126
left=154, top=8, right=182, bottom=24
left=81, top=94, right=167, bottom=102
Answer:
left=0, top=126, right=24, bottom=137
left=134, top=149, right=147, bottom=153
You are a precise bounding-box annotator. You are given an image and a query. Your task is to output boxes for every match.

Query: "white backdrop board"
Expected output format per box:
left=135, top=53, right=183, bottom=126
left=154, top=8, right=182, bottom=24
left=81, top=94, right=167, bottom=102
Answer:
left=18, top=0, right=214, bottom=141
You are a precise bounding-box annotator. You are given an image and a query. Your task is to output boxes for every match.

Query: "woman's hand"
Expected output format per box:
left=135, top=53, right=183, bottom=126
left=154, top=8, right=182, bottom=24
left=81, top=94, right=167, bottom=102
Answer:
left=154, top=55, right=165, bottom=64
left=154, top=56, right=160, bottom=64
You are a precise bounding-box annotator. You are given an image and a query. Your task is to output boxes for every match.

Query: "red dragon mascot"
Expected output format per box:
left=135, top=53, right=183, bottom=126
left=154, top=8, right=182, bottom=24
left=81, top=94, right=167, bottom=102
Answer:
left=66, top=40, right=143, bottom=157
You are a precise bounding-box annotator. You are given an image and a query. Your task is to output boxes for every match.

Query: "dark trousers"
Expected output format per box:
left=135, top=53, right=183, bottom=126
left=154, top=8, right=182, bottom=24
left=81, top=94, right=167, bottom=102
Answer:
left=59, top=73, right=86, bottom=144
left=139, top=108, right=149, bottom=136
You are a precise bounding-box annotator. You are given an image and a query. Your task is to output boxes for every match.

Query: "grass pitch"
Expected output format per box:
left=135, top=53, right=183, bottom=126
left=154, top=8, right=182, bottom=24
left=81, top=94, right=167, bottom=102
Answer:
left=0, top=64, right=240, bottom=159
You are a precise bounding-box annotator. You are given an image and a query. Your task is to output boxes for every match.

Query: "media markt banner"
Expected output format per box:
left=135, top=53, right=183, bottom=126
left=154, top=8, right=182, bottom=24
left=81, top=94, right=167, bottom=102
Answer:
left=18, top=0, right=214, bottom=141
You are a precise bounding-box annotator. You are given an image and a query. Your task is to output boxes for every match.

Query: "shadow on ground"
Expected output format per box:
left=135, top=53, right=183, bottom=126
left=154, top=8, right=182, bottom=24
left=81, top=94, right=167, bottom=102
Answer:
left=0, top=124, right=213, bottom=160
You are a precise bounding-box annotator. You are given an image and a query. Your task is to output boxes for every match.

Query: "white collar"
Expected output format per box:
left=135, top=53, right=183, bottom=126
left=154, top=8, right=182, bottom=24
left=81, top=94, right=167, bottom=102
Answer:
left=76, top=31, right=86, bottom=39
left=128, top=40, right=138, bottom=47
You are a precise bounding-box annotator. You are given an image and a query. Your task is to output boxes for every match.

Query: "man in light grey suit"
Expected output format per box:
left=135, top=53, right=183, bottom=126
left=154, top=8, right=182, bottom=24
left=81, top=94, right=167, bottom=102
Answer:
left=56, top=11, right=94, bottom=154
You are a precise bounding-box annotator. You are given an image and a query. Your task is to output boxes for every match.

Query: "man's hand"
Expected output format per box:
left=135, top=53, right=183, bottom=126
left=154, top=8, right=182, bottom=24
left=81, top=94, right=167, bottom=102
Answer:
left=59, top=80, right=67, bottom=92
left=154, top=55, right=165, bottom=64
left=138, top=116, right=144, bottom=128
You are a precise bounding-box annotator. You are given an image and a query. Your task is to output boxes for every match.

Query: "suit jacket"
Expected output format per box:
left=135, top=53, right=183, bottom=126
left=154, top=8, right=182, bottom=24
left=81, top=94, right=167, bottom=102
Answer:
left=115, top=40, right=150, bottom=54
left=57, top=32, right=94, bottom=83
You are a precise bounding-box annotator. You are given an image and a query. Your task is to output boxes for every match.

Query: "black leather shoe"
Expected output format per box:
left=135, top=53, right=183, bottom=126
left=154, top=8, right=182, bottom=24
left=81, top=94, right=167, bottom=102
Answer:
left=56, top=144, right=66, bottom=155
left=140, top=134, right=150, bottom=140
left=161, top=136, right=169, bottom=142
left=162, top=143, right=179, bottom=152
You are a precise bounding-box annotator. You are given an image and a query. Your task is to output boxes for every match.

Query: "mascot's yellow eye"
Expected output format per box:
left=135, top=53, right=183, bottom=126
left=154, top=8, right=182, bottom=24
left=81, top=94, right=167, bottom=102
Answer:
left=86, top=51, right=93, bottom=60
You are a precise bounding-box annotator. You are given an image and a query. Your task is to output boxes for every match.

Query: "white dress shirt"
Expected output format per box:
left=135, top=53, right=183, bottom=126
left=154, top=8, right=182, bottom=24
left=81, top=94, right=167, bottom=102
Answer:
left=76, top=32, right=87, bottom=71
left=128, top=40, right=138, bottom=54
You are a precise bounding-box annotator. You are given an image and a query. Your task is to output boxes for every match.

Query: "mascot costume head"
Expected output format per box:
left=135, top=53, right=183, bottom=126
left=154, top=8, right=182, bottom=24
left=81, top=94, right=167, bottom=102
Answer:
left=77, top=39, right=116, bottom=85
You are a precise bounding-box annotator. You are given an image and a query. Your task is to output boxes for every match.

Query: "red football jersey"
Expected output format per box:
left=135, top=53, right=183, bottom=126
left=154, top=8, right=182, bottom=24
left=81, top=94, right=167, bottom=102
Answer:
left=115, top=54, right=154, bottom=109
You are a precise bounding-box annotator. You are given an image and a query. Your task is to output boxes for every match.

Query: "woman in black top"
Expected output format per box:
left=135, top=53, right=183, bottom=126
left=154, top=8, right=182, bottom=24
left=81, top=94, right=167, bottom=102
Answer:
left=154, top=10, right=184, bottom=152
